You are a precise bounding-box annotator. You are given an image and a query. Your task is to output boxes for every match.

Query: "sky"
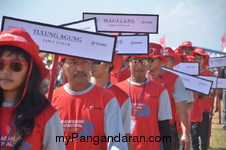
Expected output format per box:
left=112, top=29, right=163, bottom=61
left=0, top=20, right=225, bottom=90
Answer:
left=0, top=0, right=226, bottom=51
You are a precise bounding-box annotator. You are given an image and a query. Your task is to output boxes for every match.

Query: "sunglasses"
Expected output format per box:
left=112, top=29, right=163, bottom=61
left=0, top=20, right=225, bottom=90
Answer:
left=129, top=58, right=153, bottom=66
left=0, top=60, right=28, bottom=72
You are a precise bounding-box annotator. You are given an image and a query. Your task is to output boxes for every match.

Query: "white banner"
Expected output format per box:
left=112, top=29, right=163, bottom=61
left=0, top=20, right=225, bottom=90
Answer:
left=83, top=12, right=159, bottom=33
left=209, top=56, right=226, bottom=68
left=173, top=63, right=199, bottom=75
left=2, top=16, right=116, bottom=62
left=197, top=75, right=218, bottom=89
left=164, top=68, right=213, bottom=95
left=60, top=18, right=97, bottom=32
left=217, top=78, right=226, bottom=89
left=116, top=35, right=149, bottom=54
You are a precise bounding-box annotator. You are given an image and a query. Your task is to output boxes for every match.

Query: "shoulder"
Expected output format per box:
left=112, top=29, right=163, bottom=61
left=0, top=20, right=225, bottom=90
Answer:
left=146, top=80, right=166, bottom=92
left=116, top=79, right=128, bottom=88
left=92, top=85, right=116, bottom=103
left=164, top=70, right=179, bottom=79
left=35, top=105, right=57, bottom=126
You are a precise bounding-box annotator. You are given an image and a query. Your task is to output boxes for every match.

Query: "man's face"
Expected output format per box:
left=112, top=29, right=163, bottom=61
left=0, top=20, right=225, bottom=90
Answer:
left=194, top=54, right=205, bottom=68
left=149, top=57, right=162, bottom=71
left=90, top=61, right=112, bottom=78
left=62, top=58, right=92, bottom=84
left=127, top=57, right=151, bottom=79
left=162, top=56, right=174, bottom=69
left=182, top=46, right=193, bottom=56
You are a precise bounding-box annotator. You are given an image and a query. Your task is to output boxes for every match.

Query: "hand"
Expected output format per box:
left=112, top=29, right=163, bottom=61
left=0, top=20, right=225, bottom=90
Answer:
left=180, top=133, right=191, bottom=150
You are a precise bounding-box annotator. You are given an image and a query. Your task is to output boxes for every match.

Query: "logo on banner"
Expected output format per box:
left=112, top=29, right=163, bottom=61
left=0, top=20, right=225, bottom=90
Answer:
left=141, top=21, right=152, bottom=24
left=130, top=41, right=142, bottom=45
left=90, top=40, right=107, bottom=47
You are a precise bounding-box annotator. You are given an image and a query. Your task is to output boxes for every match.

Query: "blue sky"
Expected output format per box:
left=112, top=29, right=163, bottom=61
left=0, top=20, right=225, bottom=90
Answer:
left=0, top=0, right=226, bottom=51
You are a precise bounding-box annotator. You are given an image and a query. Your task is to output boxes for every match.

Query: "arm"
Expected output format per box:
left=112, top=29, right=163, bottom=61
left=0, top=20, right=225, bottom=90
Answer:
left=176, top=102, right=190, bottom=150
left=186, top=90, right=194, bottom=110
left=121, top=98, right=134, bottom=150
left=104, top=98, right=128, bottom=150
left=43, top=112, right=66, bottom=150
left=173, top=77, right=190, bottom=150
left=158, top=89, right=173, bottom=150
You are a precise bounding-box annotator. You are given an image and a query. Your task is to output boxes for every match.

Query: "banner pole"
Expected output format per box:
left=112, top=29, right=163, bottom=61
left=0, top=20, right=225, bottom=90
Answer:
left=47, top=54, right=59, bottom=102
left=218, top=67, right=222, bottom=124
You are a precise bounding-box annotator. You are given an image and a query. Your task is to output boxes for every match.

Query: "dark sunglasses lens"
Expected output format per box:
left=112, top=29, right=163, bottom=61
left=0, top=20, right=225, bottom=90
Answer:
left=93, top=61, right=102, bottom=65
left=0, top=61, right=4, bottom=70
left=10, top=62, right=22, bottom=71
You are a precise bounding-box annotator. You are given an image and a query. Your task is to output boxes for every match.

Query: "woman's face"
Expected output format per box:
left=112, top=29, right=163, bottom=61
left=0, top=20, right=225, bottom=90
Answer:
left=0, top=50, right=29, bottom=93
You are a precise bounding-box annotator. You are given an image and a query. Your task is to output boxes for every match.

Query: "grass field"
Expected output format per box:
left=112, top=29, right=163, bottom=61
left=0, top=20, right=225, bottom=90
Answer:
left=208, top=102, right=226, bottom=150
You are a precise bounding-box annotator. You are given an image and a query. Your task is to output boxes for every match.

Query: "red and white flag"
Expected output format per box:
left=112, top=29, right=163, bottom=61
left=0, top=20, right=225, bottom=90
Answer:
left=221, top=33, right=226, bottom=52
left=159, top=35, right=165, bottom=48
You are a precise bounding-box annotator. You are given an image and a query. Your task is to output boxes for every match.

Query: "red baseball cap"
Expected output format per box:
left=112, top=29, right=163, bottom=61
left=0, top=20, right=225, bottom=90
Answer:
left=149, top=43, right=166, bottom=64
left=0, top=28, right=49, bottom=79
left=58, top=55, right=76, bottom=61
left=163, top=47, right=182, bottom=66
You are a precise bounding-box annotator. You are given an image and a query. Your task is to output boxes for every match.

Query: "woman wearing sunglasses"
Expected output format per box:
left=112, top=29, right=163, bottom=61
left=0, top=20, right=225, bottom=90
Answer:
left=0, top=29, right=65, bottom=150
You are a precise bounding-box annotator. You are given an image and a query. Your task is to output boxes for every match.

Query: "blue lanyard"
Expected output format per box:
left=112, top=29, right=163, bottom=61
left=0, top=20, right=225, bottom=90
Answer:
left=0, top=116, right=15, bottom=147
left=128, top=78, right=147, bottom=116
left=104, top=82, right=111, bottom=89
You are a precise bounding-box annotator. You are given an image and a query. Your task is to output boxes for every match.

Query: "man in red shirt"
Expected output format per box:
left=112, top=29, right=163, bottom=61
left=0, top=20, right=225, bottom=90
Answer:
left=51, top=56, right=127, bottom=150
left=147, top=43, right=191, bottom=150
left=190, top=48, right=213, bottom=150
left=90, top=59, right=133, bottom=150
left=116, top=54, right=172, bottom=150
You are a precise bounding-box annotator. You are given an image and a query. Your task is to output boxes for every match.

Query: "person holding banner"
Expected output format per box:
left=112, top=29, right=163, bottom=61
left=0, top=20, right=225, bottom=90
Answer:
left=190, top=48, right=214, bottom=150
left=0, top=29, right=65, bottom=150
left=162, top=47, right=194, bottom=150
left=90, top=55, right=133, bottom=150
left=178, top=41, right=194, bottom=56
left=51, top=55, right=127, bottom=150
left=116, top=54, right=172, bottom=150
left=147, top=43, right=190, bottom=150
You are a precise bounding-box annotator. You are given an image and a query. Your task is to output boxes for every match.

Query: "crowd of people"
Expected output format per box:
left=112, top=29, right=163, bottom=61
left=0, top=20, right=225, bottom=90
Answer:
left=0, top=28, right=225, bottom=150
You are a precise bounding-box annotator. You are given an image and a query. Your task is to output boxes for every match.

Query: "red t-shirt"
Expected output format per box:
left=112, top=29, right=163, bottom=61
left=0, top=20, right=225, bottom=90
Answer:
left=148, top=70, right=179, bottom=125
left=116, top=79, right=168, bottom=150
left=199, top=69, right=213, bottom=113
left=51, top=84, right=126, bottom=150
left=191, top=69, right=213, bottom=122
left=0, top=105, right=59, bottom=150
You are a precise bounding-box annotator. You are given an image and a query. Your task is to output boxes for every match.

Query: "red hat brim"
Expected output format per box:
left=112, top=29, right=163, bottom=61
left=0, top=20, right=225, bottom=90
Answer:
left=149, top=54, right=167, bottom=64
left=163, top=54, right=182, bottom=66
left=191, top=51, right=210, bottom=66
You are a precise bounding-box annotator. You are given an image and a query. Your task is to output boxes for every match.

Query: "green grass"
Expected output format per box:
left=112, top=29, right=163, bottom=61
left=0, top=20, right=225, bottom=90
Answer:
left=208, top=102, right=226, bottom=150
